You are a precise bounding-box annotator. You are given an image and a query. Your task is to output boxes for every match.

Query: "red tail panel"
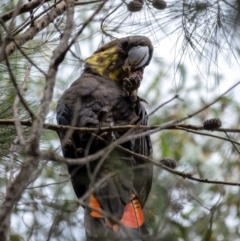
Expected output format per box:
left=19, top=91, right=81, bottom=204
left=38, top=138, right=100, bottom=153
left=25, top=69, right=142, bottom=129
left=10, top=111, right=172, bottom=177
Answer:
left=89, top=194, right=103, bottom=218
left=89, top=194, right=144, bottom=229
left=120, top=196, right=144, bottom=228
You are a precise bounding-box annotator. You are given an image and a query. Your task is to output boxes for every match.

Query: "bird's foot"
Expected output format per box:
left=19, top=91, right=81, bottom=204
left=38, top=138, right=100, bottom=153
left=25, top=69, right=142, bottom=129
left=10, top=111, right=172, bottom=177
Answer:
left=123, top=71, right=142, bottom=94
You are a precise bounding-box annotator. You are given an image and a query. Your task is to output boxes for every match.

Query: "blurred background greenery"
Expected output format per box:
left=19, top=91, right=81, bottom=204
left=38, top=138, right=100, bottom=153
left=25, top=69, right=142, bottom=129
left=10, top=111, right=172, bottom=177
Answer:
left=1, top=0, right=240, bottom=240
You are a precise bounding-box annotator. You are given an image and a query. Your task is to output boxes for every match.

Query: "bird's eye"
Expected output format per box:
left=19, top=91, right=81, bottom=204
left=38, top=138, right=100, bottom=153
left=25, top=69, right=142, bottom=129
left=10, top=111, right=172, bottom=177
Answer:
left=122, top=40, right=129, bottom=48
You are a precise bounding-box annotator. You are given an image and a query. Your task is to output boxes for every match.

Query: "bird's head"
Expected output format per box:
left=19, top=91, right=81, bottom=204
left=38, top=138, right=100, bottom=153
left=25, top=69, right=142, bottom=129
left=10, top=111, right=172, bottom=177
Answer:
left=84, top=36, right=153, bottom=82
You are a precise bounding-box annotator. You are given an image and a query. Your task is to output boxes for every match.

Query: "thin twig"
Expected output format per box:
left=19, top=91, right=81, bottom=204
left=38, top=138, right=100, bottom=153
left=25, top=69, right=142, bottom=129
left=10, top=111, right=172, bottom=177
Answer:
left=6, top=137, right=19, bottom=196
left=41, top=139, right=240, bottom=187
left=26, top=0, right=75, bottom=154
left=64, top=0, right=108, bottom=56
left=13, top=64, right=32, bottom=144
left=175, top=126, right=240, bottom=147
left=0, top=1, right=66, bottom=63
left=0, top=0, right=75, bottom=238
left=12, top=0, right=62, bottom=37
left=0, top=0, right=52, bottom=22
left=1, top=119, right=240, bottom=134
left=5, top=53, right=35, bottom=119
left=224, top=131, right=240, bottom=155
left=0, top=0, right=102, bottom=22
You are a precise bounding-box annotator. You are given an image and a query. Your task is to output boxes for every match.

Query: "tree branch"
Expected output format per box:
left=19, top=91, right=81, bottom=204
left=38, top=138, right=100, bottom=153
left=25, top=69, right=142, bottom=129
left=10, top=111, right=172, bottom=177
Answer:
left=13, top=64, right=32, bottom=144
left=5, top=59, right=35, bottom=120
left=41, top=140, right=240, bottom=188
left=0, top=1, right=67, bottom=63
left=0, top=0, right=102, bottom=22
left=0, top=0, right=52, bottom=22
left=1, top=118, right=240, bottom=135
left=0, top=0, right=75, bottom=238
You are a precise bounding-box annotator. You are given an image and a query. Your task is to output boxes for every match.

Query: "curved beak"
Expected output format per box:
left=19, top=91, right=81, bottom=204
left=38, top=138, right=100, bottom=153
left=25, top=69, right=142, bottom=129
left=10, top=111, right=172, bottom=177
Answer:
left=127, top=46, right=150, bottom=70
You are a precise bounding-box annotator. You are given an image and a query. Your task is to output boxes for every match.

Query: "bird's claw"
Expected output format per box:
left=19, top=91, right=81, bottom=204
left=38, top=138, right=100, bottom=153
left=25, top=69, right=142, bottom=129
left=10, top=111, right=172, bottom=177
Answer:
left=123, top=71, right=142, bottom=94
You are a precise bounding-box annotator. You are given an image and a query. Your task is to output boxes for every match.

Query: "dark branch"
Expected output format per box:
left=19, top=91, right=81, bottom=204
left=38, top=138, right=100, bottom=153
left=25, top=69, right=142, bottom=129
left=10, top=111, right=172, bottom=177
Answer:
left=0, top=0, right=52, bottom=22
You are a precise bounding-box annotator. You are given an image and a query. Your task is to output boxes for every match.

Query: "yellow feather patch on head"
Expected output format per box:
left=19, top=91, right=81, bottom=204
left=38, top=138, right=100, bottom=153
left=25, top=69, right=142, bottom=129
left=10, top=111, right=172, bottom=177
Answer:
left=85, top=46, right=128, bottom=81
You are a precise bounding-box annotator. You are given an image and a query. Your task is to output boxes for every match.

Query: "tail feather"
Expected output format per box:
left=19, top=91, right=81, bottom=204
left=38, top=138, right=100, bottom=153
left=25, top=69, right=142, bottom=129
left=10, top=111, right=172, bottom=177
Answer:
left=85, top=194, right=148, bottom=240
left=120, top=195, right=144, bottom=228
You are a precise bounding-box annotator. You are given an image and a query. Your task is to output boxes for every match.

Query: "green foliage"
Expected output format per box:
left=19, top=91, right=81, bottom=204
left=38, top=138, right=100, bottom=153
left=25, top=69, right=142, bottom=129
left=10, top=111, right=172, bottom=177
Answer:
left=140, top=55, right=240, bottom=240
left=0, top=0, right=240, bottom=240
left=10, top=234, right=24, bottom=241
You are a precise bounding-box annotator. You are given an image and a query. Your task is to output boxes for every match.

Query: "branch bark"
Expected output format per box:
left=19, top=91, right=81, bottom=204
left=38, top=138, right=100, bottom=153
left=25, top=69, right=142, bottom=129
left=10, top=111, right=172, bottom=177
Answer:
left=40, top=140, right=240, bottom=188
left=1, top=118, right=240, bottom=134
left=0, top=1, right=67, bottom=63
left=0, top=0, right=52, bottom=22
left=0, top=0, right=75, bottom=239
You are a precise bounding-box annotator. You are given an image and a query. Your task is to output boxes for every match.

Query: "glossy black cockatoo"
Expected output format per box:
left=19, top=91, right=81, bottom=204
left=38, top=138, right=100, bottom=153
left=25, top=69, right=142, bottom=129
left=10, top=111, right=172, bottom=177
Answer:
left=56, top=36, right=153, bottom=240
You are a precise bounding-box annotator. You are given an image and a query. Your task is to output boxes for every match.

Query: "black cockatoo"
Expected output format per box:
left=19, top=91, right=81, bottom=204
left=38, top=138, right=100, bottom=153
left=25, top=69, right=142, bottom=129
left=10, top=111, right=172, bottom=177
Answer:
left=56, top=36, right=153, bottom=240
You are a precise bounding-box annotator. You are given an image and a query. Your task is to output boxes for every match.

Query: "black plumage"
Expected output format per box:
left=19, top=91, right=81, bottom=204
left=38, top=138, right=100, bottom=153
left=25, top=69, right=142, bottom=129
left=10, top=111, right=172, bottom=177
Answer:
left=56, top=36, right=153, bottom=240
